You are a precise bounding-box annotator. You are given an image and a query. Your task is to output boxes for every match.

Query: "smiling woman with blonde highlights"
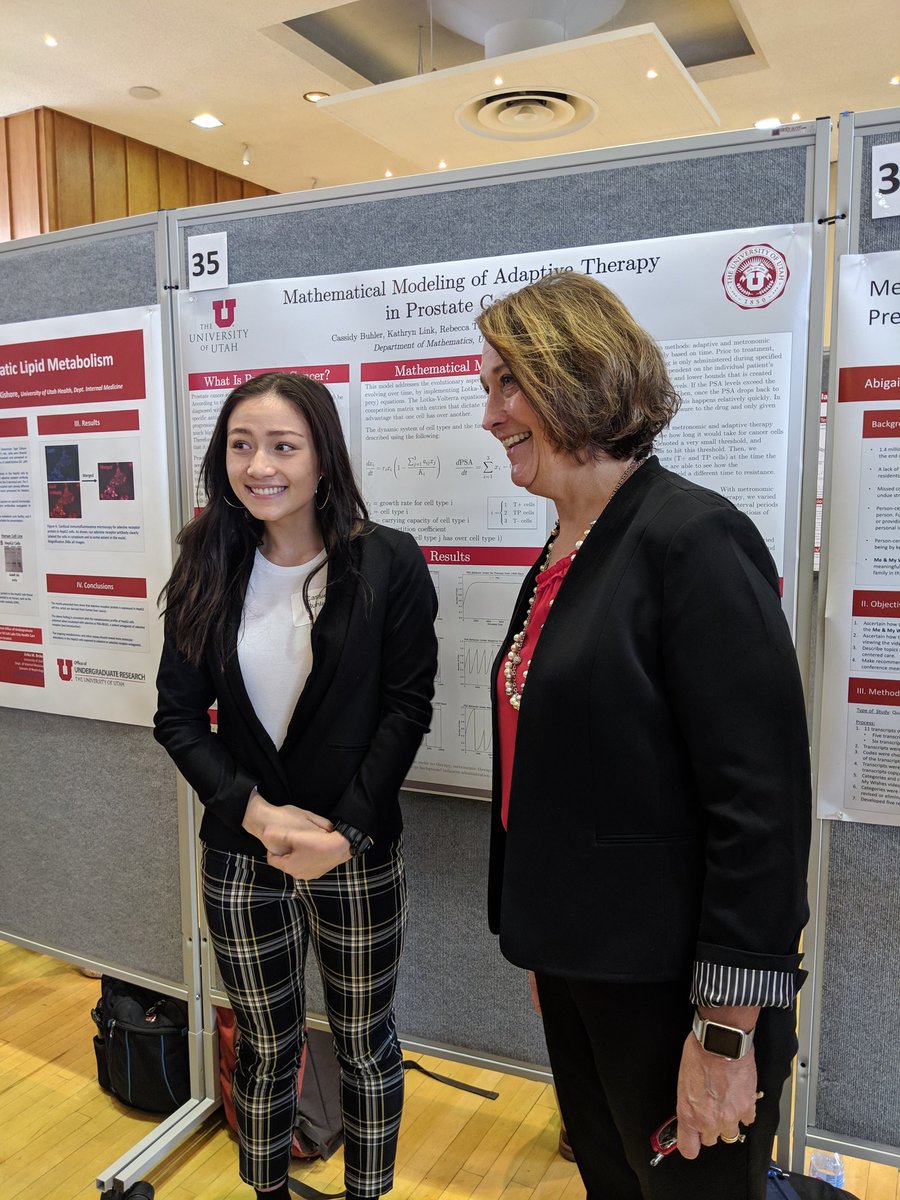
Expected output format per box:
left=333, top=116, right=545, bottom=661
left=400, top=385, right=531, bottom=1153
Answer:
left=155, top=372, right=437, bottom=1200
left=477, top=275, right=811, bottom=1200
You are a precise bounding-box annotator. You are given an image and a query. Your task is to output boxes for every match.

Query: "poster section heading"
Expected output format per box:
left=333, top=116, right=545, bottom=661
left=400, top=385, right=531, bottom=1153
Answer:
left=0, top=308, right=171, bottom=727
left=817, top=250, right=900, bottom=825
left=0, top=330, right=145, bottom=408
left=179, top=224, right=811, bottom=797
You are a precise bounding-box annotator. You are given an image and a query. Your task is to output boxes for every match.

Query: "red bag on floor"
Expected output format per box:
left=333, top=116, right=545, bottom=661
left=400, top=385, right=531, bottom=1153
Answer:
left=216, top=1006, right=314, bottom=1159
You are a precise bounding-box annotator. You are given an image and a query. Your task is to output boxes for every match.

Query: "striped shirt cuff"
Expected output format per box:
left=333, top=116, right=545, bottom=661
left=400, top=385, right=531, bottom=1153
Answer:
left=691, top=960, right=796, bottom=1009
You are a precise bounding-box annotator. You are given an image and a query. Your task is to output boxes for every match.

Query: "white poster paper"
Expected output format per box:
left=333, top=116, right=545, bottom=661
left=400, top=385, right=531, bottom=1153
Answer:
left=0, top=307, right=172, bottom=726
left=818, top=251, right=900, bottom=825
left=178, top=224, right=811, bottom=796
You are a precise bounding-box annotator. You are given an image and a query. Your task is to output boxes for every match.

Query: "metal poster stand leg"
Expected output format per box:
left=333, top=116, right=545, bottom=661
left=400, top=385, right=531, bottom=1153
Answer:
left=774, top=112, right=834, bottom=1174
left=94, top=777, right=217, bottom=1193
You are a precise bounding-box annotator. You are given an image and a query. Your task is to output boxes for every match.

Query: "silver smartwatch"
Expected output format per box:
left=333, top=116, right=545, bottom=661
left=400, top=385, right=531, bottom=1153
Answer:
left=692, top=1012, right=756, bottom=1060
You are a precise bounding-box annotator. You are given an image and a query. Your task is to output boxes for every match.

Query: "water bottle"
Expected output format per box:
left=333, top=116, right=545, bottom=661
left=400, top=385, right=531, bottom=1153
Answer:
left=809, top=1150, right=845, bottom=1189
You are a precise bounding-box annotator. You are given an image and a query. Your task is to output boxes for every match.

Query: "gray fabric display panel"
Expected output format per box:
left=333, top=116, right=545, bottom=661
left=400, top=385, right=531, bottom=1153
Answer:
left=181, top=130, right=819, bottom=1067
left=816, top=824, right=900, bottom=1145
left=182, top=145, right=808, bottom=284
left=0, top=218, right=185, bottom=987
left=812, top=111, right=900, bottom=1148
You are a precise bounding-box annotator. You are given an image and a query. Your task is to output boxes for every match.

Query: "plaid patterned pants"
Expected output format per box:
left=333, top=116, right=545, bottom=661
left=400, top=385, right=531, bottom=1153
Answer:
left=202, top=841, right=408, bottom=1198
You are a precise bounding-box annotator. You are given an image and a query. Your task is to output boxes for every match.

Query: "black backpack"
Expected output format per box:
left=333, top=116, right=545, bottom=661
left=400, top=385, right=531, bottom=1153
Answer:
left=91, top=974, right=191, bottom=1113
left=768, top=1163, right=860, bottom=1199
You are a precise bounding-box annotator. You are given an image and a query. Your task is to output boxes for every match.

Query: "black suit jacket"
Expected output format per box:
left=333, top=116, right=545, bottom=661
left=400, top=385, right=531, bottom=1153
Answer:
left=488, top=457, right=811, bottom=983
left=154, top=523, right=438, bottom=857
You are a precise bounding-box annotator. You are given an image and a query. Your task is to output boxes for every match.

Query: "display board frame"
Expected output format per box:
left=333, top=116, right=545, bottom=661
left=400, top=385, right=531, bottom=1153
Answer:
left=795, top=106, right=900, bottom=1174
left=166, top=118, right=832, bottom=1158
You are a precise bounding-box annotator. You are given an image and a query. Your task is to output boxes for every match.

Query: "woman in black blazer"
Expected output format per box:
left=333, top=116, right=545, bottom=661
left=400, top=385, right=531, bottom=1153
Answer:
left=154, top=372, right=437, bottom=1200
left=477, top=276, right=811, bottom=1200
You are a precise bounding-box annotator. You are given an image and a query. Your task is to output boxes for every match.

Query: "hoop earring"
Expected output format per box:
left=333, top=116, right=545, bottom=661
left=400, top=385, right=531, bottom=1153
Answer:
left=315, top=477, right=332, bottom=511
left=222, top=494, right=244, bottom=509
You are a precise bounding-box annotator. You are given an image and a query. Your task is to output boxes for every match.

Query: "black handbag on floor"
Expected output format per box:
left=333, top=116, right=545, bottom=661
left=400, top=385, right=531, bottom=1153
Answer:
left=91, top=974, right=190, bottom=1113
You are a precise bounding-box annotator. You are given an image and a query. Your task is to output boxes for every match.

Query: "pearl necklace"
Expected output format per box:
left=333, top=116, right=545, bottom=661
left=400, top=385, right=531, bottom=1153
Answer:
left=503, top=457, right=644, bottom=711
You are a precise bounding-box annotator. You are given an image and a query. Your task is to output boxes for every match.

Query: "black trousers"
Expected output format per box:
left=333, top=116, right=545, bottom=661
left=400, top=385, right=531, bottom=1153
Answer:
left=535, top=975, right=798, bottom=1200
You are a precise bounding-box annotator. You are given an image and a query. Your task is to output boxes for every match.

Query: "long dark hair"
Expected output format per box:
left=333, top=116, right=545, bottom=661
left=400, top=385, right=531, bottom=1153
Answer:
left=160, top=372, right=369, bottom=665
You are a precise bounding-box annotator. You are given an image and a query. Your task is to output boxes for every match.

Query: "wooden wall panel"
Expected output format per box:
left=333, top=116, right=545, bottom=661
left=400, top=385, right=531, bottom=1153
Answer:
left=5, top=111, right=44, bottom=240
left=215, top=173, right=242, bottom=203
left=188, top=161, right=216, bottom=207
left=52, top=111, right=94, bottom=231
left=126, top=138, right=160, bottom=216
left=158, top=150, right=189, bottom=210
left=0, top=107, right=275, bottom=242
left=0, top=121, right=11, bottom=242
left=92, top=126, right=127, bottom=223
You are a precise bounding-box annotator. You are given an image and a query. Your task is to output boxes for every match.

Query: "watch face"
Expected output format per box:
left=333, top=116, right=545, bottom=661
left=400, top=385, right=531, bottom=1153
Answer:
left=704, top=1023, right=745, bottom=1058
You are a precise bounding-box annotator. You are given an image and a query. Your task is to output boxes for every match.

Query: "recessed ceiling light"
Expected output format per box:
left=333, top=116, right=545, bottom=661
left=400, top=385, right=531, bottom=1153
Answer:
left=304, top=91, right=330, bottom=103
left=438, top=160, right=447, bottom=170
left=44, top=34, right=58, bottom=47
left=191, top=113, right=224, bottom=129
left=129, top=86, right=160, bottom=101
left=755, top=117, right=781, bottom=130
left=791, top=112, right=801, bottom=121
left=494, top=75, right=504, bottom=86
left=384, top=169, right=393, bottom=178
left=891, top=75, right=900, bottom=86
left=646, top=69, right=658, bottom=79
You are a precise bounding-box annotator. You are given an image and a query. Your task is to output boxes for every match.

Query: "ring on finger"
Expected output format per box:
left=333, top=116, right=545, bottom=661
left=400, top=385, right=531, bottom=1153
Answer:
left=719, top=1133, right=746, bottom=1144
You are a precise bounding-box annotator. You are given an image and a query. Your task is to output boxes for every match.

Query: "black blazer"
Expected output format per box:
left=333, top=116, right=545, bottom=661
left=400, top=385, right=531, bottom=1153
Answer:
left=155, top=524, right=438, bottom=857
left=488, top=458, right=811, bottom=984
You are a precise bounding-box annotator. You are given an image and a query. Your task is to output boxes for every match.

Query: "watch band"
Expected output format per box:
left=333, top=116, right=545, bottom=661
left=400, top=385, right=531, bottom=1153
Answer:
left=692, top=1012, right=756, bottom=1060
left=332, top=820, right=374, bottom=858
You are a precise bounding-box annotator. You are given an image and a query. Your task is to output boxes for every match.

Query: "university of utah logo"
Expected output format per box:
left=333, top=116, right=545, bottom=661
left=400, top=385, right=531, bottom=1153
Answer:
left=721, top=245, right=790, bottom=310
left=57, top=658, right=73, bottom=681
left=212, top=298, right=237, bottom=328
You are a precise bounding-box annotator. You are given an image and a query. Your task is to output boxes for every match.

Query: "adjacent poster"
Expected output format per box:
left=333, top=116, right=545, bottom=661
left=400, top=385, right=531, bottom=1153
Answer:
left=178, top=224, right=812, bottom=796
left=0, top=307, right=172, bottom=726
left=818, top=251, right=900, bottom=826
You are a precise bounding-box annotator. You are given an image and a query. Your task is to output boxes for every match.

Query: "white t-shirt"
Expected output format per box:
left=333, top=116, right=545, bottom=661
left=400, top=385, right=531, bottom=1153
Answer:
left=237, top=547, right=328, bottom=749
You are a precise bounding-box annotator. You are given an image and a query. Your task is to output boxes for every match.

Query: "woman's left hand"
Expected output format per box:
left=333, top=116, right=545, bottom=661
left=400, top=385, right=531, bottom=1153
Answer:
left=674, top=1031, right=760, bottom=1159
left=266, top=828, right=352, bottom=880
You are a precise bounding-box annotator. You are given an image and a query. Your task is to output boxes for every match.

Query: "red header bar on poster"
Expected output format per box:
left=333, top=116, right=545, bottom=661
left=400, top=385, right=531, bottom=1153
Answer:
left=848, top=676, right=900, bottom=706
left=862, top=409, right=900, bottom=438
left=187, top=365, right=350, bottom=390
left=420, top=545, right=537, bottom=567
left=0, top=624, right=43, bottom=645
left=0, top=417, right=27, bottom=437
left=853, top=591, right=900, bottom=618
left=0, top=330, right=146, bottom=409
left=46, top=573, right=148, bottom=598
left=0, top=648, right=45, bottom=687
left=361, top=355, right=480, bottom=382
left=838, top=365, right=900, bottom=403
left=38, top=409, right=141, bottom=435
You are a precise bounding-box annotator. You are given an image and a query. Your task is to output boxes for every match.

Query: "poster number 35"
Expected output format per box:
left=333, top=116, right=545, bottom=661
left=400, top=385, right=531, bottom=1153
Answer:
left=872, top=143, right=900, bottom=220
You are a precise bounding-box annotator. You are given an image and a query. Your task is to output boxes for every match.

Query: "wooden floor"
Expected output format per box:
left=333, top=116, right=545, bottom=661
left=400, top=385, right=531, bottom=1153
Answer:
left=1, top=943, right=897, bottom=1200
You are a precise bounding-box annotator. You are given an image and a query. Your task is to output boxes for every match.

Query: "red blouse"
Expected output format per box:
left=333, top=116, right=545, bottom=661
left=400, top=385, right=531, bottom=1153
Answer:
left=496, top=550, right=575, bottom=829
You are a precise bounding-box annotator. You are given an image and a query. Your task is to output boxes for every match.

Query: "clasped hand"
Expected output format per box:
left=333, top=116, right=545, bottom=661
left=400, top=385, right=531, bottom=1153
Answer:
left=242, top=795, right=351, bottom=880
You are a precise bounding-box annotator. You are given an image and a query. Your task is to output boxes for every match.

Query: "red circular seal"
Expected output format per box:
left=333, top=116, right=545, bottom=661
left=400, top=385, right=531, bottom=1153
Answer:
left=721, top=244, right=790, bottom=309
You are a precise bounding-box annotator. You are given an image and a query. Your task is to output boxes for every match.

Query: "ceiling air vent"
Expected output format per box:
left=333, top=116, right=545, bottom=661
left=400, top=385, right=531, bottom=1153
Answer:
left=457, top=89, right=596, bottom=140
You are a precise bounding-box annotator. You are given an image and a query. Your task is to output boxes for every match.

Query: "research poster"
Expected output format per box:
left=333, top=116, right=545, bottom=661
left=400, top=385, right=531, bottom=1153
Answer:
left=0, top=307, right=171, bottom=726
left=178, top=224, right=811, bottom=796
left=818, top=251, right=900, bottom=826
